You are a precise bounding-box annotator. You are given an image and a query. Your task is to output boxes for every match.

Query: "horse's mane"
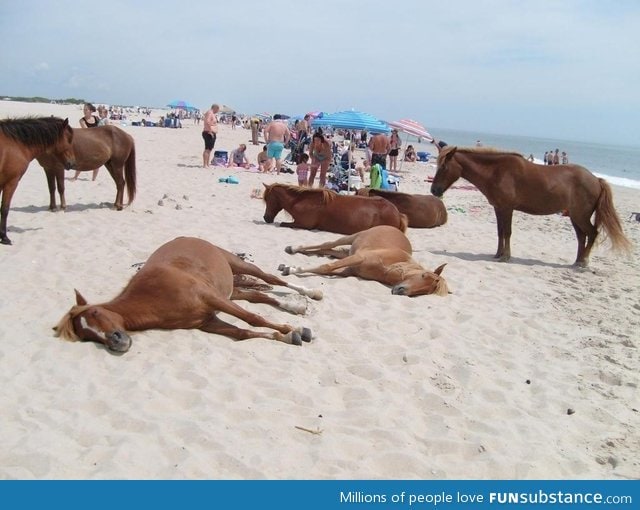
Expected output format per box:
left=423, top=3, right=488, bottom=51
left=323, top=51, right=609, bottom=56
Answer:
left=53, top=304, right=92, bottom=341
left=0, top=116, right=69, bottom=148
left=265, top=184, right=337, bottom=204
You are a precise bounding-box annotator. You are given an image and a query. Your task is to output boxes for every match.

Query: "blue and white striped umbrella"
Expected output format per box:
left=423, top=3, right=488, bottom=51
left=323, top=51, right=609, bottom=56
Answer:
left=311, top=110, right=390, bottom=133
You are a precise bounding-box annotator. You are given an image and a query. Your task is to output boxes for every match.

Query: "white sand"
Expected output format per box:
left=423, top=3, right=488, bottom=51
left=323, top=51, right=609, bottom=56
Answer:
left=0, top=101, right=638, bottom=479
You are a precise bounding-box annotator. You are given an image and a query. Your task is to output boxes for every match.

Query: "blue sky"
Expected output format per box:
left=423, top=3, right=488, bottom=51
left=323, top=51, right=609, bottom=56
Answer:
left=1, top=0, right=639, bottom=146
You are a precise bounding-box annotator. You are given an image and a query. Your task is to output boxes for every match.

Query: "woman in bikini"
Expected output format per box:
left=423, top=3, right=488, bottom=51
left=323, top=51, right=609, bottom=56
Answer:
left=72, top=103, right=100, bottom=181
left=308, top=132, right=332, bottom=188
left=388, top=129, right=401, bottom=172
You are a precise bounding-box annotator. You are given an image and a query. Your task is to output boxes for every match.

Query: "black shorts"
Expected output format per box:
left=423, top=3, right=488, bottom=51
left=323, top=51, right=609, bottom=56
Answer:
left=371, top=153, right=387, bottom=167
left=389, top=149, right=399, bottom=157
left=202, top=132, right=217, bottom=150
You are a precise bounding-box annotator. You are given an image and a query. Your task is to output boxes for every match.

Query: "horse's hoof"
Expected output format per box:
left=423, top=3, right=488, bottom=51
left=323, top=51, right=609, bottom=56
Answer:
left=116, top=205, right=123, bottom=211
left=290, top=331, right=302, bottom=346
left=1, top=237, right=12, bottom=245
left=301, top=328, right=312, bottom=343
left=285, top=246, right=294, bottom=254
left=278, top=263, right=286, bottom=271
left=281, top=266, right=291, bottom=276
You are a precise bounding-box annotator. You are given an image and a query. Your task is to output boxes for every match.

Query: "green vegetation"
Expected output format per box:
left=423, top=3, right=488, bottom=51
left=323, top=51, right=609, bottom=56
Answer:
left=0, top=95, right=86, bottom=105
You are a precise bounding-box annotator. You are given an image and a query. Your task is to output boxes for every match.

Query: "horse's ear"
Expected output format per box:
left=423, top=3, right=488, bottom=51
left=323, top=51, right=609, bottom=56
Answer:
left=263, top=183, right=268, bottom=189
left=74, top=289, right=88, bottom=305
left=433, top=263, right=447, bottom=276
left=63, top=118, right=69, bottom=128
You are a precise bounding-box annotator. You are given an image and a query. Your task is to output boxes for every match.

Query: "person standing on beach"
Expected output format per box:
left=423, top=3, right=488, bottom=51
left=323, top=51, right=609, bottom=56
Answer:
left=72, top=103, right=100, bottom=181
left=308, top=132, right=332, bottom=187
left=202, top=104, right=220, bottom=168
left=388, top=129, right=401, bottom=172
left=561, top=151, right=569, bottom=164
left=552, top=149, right=560, bottom=165
left=264, top=114, right=290, bottom=175
left=368, top=132, right=390, bottom=168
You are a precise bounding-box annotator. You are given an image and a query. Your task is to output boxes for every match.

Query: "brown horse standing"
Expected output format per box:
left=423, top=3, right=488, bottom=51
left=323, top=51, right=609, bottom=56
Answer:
left=356, top=188, right=448, bottom=228
left=36, top=125, right=136, bottom=211
left=431, top=147, right=632, bottom=266
left=263, top=183, right=408, bottom=235
left=54, top=237, right=323, bottom=353
left=0, top=116, right=75, bottom=245
left=279, top=225, right=449, bottom=296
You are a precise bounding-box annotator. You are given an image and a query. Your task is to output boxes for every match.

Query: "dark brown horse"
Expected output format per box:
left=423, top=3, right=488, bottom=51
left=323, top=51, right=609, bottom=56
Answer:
left=36, top=125, right=136, bottom=211
left=54, top=236, right=323, bottom=353
left=356, top=188, right=448, bottom=228
left=0, top=116, right=75, bottom=245
left=279, top=225, right=449, bottom=296
left=263, top=183, right=408, bottom=235
left=431, top=147, right=632, bottom=266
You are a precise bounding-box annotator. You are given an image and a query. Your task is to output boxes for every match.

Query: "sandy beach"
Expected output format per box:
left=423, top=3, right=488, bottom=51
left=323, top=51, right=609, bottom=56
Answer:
left=0, top=101, right=638, bottom=480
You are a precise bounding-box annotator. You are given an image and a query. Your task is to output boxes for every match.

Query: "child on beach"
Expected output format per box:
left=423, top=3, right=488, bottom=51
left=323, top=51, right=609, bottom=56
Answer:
left=296, top=153, right=310, bottom=187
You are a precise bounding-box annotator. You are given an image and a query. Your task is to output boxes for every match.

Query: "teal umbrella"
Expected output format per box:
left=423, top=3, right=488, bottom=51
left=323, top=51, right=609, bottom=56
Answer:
left=311, top=110, right=390, bottom=133
left=167, top=100, right=197, bottom=111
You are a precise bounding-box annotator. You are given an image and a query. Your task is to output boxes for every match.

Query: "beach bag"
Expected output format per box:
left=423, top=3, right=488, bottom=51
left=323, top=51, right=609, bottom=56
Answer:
left=370, top=164, right=383, bottom=189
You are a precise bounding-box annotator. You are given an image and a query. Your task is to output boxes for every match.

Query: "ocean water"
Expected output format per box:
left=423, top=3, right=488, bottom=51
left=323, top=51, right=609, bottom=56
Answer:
left=426, top=127, right=640, bottom=190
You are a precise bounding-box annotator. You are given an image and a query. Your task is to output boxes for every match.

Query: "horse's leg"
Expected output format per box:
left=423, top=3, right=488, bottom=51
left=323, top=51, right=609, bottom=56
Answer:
left=280, top=253, right=365, bottom=277
left=0, top=178, right=21, bottom=245
left=223, top=252, right=322, bottom=300
left=200, top=315, right=304, bottom=345
left=493, top=208, right=513, bottom=262
left=200, top=295, right=310, bottom=345
left=106, top=163, right=125, bottom=210
left=570, top=213, right=597, bottom=267
left=44, top=168, right=57, bottom=211
left=285, top=232, right=359, bottom=258
left=55, top=168, right=66, bottom=210
left=231, top=288, right=307, bottom=315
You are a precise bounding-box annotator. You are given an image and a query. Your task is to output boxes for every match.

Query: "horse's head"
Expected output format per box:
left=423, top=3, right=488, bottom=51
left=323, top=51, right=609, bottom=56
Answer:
left=391, top=263, right=449, bottom=297
left=54, top=290, right=132, bottom=353
left=262, top=183, right=283, bottom=223
left=46, top=118, right=76, bottom=170
left=431, top=146, right=459, bottom=197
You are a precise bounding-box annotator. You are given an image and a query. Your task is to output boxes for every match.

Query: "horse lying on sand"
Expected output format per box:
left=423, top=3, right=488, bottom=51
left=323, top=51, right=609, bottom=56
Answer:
left=278, top=225, right=449, bottom=297
left=356, top=188, right=448, bottom=228
left=431, top=146, right=632, bottom=267
left=36, top=125, right=136, bottom=211
left=54, top=237, right=323, bottom=353
left=0, top=117, right=75, bottom=245
left=263, top=183, right=408, bottom=234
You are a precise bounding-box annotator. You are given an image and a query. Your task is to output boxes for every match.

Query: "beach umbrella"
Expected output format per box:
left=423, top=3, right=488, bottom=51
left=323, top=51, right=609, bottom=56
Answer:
left=166, top=100, right=197, bottom=111
left=311, top=110, right=390, bottom=133
left=218, top=104, right=236, bottom=114
left=387, top=119, right=433, bottom=141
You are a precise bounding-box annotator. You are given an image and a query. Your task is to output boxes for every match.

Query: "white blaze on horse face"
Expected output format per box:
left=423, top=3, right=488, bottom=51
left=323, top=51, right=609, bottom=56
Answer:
left=79, top=315, right=108, bottom=340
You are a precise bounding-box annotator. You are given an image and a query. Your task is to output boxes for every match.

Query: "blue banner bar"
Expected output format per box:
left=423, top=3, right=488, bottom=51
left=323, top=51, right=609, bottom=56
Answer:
left=2, top=480, right=638, bottom=509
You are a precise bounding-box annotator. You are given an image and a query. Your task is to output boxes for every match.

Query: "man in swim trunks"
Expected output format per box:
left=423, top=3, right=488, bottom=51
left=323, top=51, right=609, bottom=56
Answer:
left=202, top=103, right=220, bottom=168
left=368, top=132, right=390, bottom=168
left=264, top=114, right=291, bottom=174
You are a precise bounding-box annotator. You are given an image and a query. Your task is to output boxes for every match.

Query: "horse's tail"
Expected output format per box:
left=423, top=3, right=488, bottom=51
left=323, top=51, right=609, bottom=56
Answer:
left=125, top=142, right=137, bottom=204
left=398, top=213, right=409, bottom=233
left=595, top=178, right=632, bottom=254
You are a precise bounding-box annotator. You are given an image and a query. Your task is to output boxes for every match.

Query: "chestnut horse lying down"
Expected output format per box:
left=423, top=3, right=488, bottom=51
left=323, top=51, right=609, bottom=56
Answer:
left=356, top=188, right=448, bottom=228
left=54, top=237, right=323, bottom=353
left=263, top=183, right=408, bottom=235
left=279, top=225, right=449, bottom=297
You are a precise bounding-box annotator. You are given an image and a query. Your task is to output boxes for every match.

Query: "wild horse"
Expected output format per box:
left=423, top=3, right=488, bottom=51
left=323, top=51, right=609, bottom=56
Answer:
left=36, top=124, right=136, bottom=211
left=263, top=183, right=408, bottom=235
left=430, top=147, right=632, bottom=266
left=0, top=116, right=75, bottom=244
left=278, top=225, right=449, bottom=297
left=54, top=236, right=323, bottom=353
left=356, top=188, right=448, bottom=228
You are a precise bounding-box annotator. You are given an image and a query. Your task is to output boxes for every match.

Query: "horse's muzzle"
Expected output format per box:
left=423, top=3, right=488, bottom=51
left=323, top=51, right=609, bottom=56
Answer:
left=430, top=185, right=443, bottom=197
left=263, top=215, right=274, bottom=224
left=106, top=330, right=132, bottom=353
left=64, top=160, right=76, bottom=170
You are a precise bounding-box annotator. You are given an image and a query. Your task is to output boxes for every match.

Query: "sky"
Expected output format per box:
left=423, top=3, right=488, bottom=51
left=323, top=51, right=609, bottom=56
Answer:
left=1, top=0, right=639, bottom=146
